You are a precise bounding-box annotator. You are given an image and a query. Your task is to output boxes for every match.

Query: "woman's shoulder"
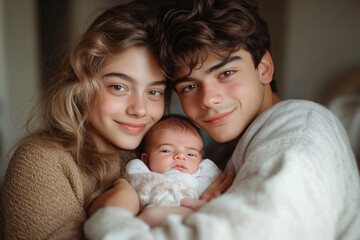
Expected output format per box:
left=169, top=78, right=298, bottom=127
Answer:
left=8, top=133, right=73, bottom=172
left=14, top=133, right=69, bottom=154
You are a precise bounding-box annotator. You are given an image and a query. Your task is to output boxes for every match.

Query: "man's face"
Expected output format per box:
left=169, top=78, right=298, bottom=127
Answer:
left=173, top=49, right=274, bottom=143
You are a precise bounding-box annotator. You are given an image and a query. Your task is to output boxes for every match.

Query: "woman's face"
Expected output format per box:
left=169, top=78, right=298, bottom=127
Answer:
left=90, top=46, right=167, bottom=151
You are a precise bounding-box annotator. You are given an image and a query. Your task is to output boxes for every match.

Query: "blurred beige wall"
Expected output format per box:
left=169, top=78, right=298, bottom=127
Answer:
left=0, top=0, right=39, bottom=184
left=260, top=0, right=360, bottom=102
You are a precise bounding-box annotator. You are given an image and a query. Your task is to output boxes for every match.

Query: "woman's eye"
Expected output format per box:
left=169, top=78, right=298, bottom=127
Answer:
left=182, top=84, right=198, bottom=93
left=219, top=70, right=235, bottom=79
left=110, top=85, right=126, bottom=91
left=147, top=89, right=164, bottom=102
left=149, top=90, right=163, bottom=97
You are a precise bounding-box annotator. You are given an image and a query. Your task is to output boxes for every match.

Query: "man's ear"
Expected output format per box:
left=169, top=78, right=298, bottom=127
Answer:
left=141, top=153, right=149, bottom=166
left=258, top=50, right=274, bottom=84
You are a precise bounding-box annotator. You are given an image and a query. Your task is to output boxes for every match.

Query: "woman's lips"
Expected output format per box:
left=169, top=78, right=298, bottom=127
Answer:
left=115, top=121, right=146, bottom=134
left=203, top=108, right=235, bottom=125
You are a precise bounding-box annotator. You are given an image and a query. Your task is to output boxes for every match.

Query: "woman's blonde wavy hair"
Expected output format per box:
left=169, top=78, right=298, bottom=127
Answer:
left=26, top=1, right=170, bottom=210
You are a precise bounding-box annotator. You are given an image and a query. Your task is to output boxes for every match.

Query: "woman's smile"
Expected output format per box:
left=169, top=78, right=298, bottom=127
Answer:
left=115, top=120, right=147, bottom=134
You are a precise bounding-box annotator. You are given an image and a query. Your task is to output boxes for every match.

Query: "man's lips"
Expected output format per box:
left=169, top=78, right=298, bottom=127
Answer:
left=203, top=108, right=235, bottom=125
left=115, top=121, right=147, bottom=134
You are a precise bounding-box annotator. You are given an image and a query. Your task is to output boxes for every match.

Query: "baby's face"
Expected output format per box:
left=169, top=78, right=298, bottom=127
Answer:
left=143, top=128, right=203, bottom=174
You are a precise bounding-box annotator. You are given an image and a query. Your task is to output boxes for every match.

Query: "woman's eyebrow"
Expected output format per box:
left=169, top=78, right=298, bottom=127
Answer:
left=103, top=72, right=135, bottom=83
left=103, top=72, right=166, bottom=86
left=149, top=80, right=167, bottom=86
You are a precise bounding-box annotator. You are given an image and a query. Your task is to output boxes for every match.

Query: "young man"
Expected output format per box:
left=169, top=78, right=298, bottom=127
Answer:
left=85, top=1, right=360, bottom=239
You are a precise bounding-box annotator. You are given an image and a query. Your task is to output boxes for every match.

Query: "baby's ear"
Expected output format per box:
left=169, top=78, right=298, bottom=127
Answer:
left=141, top=153, right=149, bottom=166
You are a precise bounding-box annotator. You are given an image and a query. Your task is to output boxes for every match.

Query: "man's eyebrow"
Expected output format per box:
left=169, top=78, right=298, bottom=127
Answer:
left=103, top=72, right=167, bottom=86
left=173, top=56, right=242, bottom=86
left=206, top=56, right=242, bottom=74
left=173, top=76, right=194, bottom=86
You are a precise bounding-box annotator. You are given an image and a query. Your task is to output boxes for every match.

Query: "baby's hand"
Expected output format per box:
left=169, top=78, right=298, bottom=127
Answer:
left=200, top=171, right=235, bottom=201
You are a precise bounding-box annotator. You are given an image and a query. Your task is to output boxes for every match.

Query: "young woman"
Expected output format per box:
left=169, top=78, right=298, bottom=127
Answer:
left=0, top=1, right=170, bottom=239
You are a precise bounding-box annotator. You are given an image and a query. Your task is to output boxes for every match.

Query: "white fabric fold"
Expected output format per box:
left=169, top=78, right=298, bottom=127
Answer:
left=85, top=100, right=360, bottom=240
left=124, top=159, right=221, bottom=208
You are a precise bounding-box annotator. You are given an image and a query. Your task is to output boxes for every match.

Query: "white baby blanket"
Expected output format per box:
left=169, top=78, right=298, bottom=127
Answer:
left=124, top=159, right=221, bottom=208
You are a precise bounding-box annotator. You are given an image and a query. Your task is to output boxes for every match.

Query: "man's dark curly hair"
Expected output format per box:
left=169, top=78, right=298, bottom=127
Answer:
left=156, top=0, right=276, bottom=91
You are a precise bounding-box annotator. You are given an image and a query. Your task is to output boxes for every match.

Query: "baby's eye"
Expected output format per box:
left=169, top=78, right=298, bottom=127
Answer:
left=188, top=153, right=200, bottom=158
left=219, top=70, right=235, bottom=79
left=161, top=150, right=171, bottom=153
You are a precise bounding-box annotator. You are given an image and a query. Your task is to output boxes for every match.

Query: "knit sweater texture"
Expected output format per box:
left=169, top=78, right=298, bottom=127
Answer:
left=0, top=135, right=114, bottom=239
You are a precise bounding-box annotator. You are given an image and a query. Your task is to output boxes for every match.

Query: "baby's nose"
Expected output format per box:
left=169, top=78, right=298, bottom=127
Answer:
left=174, top=153, right=186, bottom=160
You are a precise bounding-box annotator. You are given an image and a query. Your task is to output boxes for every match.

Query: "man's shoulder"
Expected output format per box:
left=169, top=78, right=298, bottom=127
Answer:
left=245, top=99, right=347, bottom=150
left=261, top=99, right=338, bottom=128
left=270, top=99, right=330, bottom=116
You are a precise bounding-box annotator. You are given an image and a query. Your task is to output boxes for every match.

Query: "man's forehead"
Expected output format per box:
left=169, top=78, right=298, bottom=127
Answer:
left=172, top=50, right=218, bottom=79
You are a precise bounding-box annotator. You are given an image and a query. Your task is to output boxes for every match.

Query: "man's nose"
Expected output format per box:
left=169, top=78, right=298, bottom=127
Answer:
left=201, top=83, right=223, bottom=109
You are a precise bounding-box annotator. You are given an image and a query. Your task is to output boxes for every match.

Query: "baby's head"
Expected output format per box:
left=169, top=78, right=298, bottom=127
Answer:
left=141, top=114, right=204, bottom=174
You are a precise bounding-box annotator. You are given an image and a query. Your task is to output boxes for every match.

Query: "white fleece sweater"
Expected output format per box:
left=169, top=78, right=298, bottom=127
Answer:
left=85, top=100, right=360, bottom=240
left=124, top=159, right=221, bottom=208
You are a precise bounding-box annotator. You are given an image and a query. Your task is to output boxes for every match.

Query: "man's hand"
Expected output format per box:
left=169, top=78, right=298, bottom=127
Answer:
left=200, top=171, right=235, bottom=201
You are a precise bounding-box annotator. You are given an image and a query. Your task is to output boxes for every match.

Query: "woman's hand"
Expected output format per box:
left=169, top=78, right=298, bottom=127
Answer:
left=138, top=206, right=194, bottom=228
left=200, top=171, right=235, bottom=201
left=88, top=179, right=140, bottom=217
left=180, top=198, right=208, bottom=211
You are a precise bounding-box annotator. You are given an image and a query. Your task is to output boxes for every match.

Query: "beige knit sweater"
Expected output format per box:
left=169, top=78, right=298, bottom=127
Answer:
left=0, top=135, right=116, bottom=239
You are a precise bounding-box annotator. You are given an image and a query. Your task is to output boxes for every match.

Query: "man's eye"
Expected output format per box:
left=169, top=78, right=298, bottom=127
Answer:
left=219, top=70, right=235, bottom=78
left=182, top=84, right=198, bottom=92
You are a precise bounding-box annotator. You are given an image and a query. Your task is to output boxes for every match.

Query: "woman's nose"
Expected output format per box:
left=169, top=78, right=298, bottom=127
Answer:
left=126, top=94, right=146, bottom=118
